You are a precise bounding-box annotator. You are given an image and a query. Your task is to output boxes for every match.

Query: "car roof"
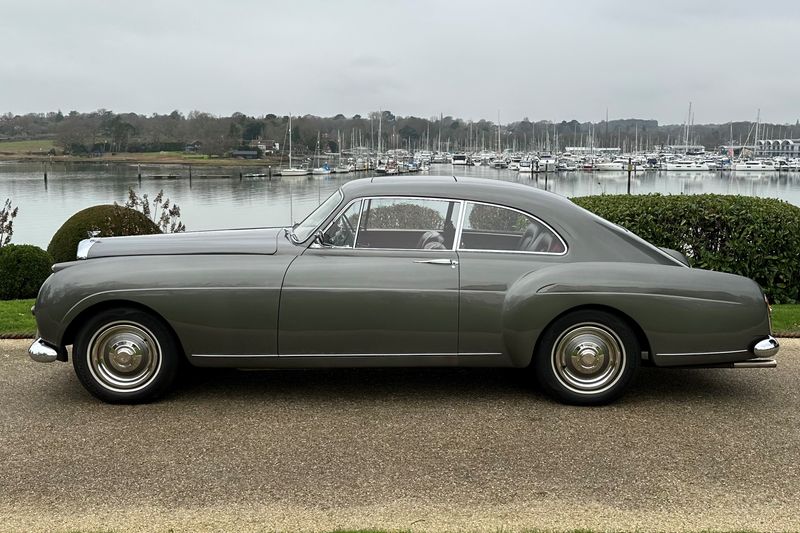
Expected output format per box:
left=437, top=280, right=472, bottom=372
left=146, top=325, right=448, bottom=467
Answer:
left=340, top=176, right=576, bottom=213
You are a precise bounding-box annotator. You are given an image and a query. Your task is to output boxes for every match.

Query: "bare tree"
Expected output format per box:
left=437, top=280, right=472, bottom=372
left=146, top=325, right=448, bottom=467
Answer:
left=0, top=198, right=18, bottom=247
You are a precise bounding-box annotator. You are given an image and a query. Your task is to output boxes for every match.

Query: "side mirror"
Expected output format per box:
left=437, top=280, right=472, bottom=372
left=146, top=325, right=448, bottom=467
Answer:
left=310, top=230, right=327, bottom=249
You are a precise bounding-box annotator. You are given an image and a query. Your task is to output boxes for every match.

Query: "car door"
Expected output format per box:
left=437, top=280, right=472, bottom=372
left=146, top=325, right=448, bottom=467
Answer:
left=279, top=196, right=462, bottom=356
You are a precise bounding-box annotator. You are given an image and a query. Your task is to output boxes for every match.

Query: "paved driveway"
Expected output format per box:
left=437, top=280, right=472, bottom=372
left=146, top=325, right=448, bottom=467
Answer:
left=1, top=339, right=798, bottom=532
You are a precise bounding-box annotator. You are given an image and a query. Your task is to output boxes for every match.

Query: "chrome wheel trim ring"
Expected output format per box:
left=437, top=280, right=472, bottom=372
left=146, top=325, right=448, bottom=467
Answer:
left=550, top=322, right=626, bottom=395
left=86, top=321, right=163, bottom=393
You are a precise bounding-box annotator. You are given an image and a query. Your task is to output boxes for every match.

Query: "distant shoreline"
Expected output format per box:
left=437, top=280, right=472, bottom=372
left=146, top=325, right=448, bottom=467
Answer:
left=0, top=152, right=285, bottom=167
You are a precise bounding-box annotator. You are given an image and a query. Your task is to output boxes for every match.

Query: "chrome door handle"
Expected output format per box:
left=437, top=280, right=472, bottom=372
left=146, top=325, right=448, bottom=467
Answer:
left=414, top=258, right=459, bottom=268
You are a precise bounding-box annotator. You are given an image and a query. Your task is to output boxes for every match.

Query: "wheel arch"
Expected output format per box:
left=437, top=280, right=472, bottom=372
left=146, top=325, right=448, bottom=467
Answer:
left=529, top=303, right=652, bottom=367
left=61, top=300, right=187, bottom=361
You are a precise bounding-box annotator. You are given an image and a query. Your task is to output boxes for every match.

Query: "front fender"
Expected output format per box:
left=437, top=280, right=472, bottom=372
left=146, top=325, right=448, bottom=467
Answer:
left=501, top=262, right=769, bottom=366
left=34, top=254, right=292, bottom=357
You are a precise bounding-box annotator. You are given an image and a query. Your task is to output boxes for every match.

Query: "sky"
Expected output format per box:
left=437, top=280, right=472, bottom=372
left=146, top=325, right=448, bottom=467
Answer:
left=1, top=0, right=798, bottom=125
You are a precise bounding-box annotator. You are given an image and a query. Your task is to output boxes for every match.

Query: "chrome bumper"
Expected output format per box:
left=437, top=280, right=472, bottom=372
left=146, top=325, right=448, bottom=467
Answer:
left=28, top=338, right=58, bottom=363
left=729, top=336, right=780, bottom=369
left=753, top=336, right=779, bottom=359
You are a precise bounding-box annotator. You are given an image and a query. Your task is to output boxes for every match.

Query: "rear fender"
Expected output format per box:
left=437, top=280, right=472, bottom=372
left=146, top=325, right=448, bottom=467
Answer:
left=501, top=262, right=769, bottom=366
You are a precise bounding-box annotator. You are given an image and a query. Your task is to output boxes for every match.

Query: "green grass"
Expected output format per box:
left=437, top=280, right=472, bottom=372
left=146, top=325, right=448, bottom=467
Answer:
left=0, top=299, right=798, bottom=337
left=772, top=304, right=800, bottom=335
left=0, top=298, right=36, bottom=335
left=0, top=139, right=56, bottom=153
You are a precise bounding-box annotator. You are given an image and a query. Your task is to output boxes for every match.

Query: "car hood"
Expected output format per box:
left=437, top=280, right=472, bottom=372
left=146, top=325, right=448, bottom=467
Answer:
left=81, top=227, right=283, bottom=259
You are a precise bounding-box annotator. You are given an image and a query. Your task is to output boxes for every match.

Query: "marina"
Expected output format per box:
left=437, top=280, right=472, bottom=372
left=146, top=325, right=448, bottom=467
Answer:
left=3, top=160, right=800, bottom=249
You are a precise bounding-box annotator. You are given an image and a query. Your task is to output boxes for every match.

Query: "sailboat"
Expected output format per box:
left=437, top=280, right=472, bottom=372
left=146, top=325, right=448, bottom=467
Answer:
left=734, top=109, right=777, bottom=172
left=333, top=131, right=351, bottom=174
left=311, top=132, right=332, bottom=175
left=280, top=114, right=310, bottom=176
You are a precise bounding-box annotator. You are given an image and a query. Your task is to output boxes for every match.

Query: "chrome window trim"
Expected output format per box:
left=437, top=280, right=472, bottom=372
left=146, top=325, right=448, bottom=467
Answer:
left=317, top=195, right=464, bottom=252
left=455, top=200, right=569, bottom=256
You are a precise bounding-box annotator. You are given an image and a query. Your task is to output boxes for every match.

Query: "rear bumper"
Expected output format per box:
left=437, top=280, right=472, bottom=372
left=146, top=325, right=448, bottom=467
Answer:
left=654, top=335, right=779, bottom=368
left=28, top=338, right=59, bottom=363
left=753, top=336, right=779, bottom=358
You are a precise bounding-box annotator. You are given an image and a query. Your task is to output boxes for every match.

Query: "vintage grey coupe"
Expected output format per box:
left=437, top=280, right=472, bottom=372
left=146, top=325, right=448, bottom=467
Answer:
left=29, top=176, right=779, bottom=405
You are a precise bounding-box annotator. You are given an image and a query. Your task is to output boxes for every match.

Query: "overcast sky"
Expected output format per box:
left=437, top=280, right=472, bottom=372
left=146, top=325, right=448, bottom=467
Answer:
left=2, top=0, right=797, bottom=125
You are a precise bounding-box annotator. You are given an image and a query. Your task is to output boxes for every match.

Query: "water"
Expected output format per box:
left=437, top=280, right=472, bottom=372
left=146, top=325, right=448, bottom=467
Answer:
left=2, top=161, right=800, bottom=248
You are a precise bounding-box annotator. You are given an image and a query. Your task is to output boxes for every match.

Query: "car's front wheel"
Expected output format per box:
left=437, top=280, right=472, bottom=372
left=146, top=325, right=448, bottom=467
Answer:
left=534, top=310, right=639, bottom=405
left=73, top=308, right=180, bottom=403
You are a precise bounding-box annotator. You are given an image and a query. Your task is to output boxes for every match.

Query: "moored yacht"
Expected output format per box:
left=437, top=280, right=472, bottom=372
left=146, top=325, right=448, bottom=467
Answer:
left=662, top=160, right=710, bottom=171
left=733, top=160, right=777, bottom=172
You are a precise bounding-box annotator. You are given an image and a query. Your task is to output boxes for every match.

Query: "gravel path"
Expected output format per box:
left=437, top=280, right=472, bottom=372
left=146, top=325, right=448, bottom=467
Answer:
left=1, top=338, right=798, bottom=532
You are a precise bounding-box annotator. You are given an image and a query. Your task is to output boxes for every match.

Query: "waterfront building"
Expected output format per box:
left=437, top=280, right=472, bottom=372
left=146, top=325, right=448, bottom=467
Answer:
left=756, top=139, right=800, bottom=157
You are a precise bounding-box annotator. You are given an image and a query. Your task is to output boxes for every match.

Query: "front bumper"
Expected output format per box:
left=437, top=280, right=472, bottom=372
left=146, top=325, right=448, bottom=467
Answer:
left=28, top=338, right=58, bottom=363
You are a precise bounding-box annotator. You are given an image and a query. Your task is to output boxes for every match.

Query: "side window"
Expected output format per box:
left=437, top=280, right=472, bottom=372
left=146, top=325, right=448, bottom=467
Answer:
left=460, top=202, right=565, bottom=254
left=355, top=198, right=461, bottom=250
left=322, top=200, right=361, bottom=248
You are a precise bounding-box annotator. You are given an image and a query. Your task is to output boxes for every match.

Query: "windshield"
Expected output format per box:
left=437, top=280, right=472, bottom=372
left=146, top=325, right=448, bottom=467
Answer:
left=292, top=189, right=344, bottom=242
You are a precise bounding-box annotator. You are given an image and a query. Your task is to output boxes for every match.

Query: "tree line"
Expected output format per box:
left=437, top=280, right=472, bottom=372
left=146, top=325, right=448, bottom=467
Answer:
left=1, top=109, right=798, bottom=156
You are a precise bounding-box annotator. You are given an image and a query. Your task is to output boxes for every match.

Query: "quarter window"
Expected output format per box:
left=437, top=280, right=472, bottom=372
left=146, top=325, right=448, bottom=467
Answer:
left=459, top=202, right=565, bottom=254
left=355, top=197, right=461, bottom=250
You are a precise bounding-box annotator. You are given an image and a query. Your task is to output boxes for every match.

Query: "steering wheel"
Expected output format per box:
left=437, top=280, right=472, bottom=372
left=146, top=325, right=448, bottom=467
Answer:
left=330, top=214, right=355, bottom=246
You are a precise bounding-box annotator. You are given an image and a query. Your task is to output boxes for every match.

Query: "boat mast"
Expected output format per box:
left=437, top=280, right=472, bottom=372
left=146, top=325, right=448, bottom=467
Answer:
left=288, top=114, right=293, bottom=169
left=497, top=111, right=501, bottom=154
left=754, top=108, right=760, bottom=158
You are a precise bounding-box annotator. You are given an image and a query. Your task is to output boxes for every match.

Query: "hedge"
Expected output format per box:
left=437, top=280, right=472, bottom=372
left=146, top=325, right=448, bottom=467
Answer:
left=47, top=205, right=161, bottom=263
left=0, top=244, right=53, bottom=300
left=573, top=194, right=800, bottom=304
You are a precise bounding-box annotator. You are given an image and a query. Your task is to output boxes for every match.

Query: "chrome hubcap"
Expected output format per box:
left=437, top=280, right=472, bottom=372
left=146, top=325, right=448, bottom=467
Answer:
left=88, top=322, right=161, bottom=392
left=552, top=323, right=625, bottom=394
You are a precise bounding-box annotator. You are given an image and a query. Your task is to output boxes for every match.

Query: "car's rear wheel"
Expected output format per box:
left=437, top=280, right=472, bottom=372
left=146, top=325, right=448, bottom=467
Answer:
left=534, top=310, right=639, bottom=405
left=73, top=308, right=180, bottom=403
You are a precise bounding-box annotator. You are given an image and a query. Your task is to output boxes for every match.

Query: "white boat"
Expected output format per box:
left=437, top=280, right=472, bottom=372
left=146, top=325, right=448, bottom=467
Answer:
left=662, top=160, right=710, bottom=171
left=280, top=115, right=309, bottom=176
left=508, top=161, right=520, bottom=171
left=594, top=160, right=624, bottom=171
left=491, top=158, right=508, bottom=169
left=733, top=160, right=777, bottom=172
left=536, top=156, right=557, bottom=173
left=451, top=153, right=468, bottom=165
left=312, top=163, right=331, bottom=175
left=518, top=160, right=533, bottom=173
left=333, top=163, right=353, bottom=174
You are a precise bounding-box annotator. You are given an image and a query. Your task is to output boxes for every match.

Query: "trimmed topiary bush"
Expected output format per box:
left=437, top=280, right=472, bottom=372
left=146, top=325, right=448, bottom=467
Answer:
left=573, top=194, right=800, bottom=304
left=47, top=204, right=161, bottom=263
left=0, top=244, right=53, bottom=300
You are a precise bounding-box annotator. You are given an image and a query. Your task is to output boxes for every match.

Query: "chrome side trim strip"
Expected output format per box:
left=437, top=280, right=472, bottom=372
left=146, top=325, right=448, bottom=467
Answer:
left=192, top=352, right=502, bottom=358
left=657, top=349, right=748, bottom=357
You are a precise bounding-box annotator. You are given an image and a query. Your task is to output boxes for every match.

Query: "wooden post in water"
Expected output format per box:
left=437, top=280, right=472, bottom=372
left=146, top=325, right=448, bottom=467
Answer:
left=239, top=167, right=243, bottom=181
left=627, top=157, right=632, bottom=194
left=544, top=172, right=548, bottom=191
left=43, top=161, right=47, bottom=181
